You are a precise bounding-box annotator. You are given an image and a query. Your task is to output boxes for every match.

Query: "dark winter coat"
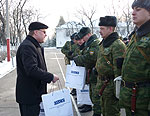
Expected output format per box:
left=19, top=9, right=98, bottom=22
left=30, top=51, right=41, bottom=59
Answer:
left=16, top=35, right=54, bottom=105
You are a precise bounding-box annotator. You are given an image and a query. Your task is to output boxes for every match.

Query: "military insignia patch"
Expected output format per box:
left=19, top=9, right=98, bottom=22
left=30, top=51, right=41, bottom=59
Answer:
left=140, top=37, right=150, bottom=42
left=90, top=51, right=94, bottom=55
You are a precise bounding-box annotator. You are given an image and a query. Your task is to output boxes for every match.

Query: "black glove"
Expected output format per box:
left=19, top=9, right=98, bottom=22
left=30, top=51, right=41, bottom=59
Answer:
left=68, top=57, right=73, bottom=60
left=68, top=51, right=73, bottom=56
left=73, top=56, right=79, bottom=66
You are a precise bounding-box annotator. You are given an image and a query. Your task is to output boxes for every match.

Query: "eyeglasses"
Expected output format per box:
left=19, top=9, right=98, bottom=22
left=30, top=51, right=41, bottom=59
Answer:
left=38, top=30, right=46, bottom=34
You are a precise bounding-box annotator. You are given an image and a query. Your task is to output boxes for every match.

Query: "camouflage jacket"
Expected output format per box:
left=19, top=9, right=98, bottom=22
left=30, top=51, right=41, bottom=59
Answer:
left=73, top=34, right=100, bottom=83
left=61, top=41, right=78, bottom=57
left=74, top=34, right=100, bottom=69
left=61, top=41, right=78, bottom=64
left=122, top=20, right=150, bottom=82
left=71, top=43, right=85, bottom=58
left=96, top=32, right=126, bottom=78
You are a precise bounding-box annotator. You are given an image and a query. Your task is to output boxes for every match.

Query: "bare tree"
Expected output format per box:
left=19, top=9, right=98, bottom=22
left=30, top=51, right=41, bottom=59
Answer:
left=104, top=0, right=134, bottom=37
left=9, top=0, right=41, bottom=45
left=22, top=8, right=39, bottom=36
left=75, top=5, right=97, bottom=33
left=0, top=0, right=43, bottom=62
left=122, top=1, right=134, bottom=37
left=0, top=0, right=6, bottom=45
left=65, top=21, right=83, bottom=37
left=11, top=0, right=27, bottom=43
left=0, top=12, right=6, bottom=45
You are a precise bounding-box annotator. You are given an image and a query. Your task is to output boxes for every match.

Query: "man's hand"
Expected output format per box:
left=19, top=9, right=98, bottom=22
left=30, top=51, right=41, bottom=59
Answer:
left=52, top=74, right=59, bottom=83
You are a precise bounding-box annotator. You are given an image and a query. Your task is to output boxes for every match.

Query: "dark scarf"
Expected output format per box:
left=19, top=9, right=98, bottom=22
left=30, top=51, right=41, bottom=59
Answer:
left=103, top=32, right=119, bottom=48
left=26, top=35, right=46, bottom=68
left=136, top=20, right=150, bottom=38
left=26, top=35, right=41, bottom=48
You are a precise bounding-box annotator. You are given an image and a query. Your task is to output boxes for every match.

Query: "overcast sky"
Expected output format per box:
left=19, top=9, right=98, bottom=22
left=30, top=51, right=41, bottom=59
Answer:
left=29, top=0, right=134, bottom=36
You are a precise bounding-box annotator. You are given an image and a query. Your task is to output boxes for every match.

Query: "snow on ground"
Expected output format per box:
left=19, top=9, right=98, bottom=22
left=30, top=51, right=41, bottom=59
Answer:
left=0, top=47, right=57, bottom=79
left=0, top=57, right=16, bottom=79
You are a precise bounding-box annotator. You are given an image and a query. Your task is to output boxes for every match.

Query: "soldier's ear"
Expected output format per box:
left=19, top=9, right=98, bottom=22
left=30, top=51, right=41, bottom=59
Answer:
left=109, top=27, right=115, bottom=32
left=110, top=27, right=113, bottom=31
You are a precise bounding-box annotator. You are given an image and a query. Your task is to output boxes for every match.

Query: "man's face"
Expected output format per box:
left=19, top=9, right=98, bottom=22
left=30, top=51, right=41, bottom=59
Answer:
left=34, top=29, right=47, bottom=43
left=100, top=26, right=111, bottom=39
left=82, top=33, right=90, bottom=42
left=132, top=7, right=150, bottom=27
left=77, top=38, right=84, bottom=46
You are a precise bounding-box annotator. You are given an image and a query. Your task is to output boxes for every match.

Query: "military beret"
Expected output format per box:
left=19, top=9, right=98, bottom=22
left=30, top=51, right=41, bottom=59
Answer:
left=78, top=27, right=91, bottom=39
left=28, top=22, right=48, bottom=31
left=99, top=16, right=117, bottom=27
left=70, top=32, right=77, bottom=40
left=132, top=0, right=150, bottom=11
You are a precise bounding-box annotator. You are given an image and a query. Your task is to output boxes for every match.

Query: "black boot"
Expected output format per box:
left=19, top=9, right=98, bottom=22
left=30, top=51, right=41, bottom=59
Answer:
left=78, top=104, right=86, bottom=109
left=79, top=105, right=92, bottom=113
left=70, top=89, right=76, bottom=96
left=93, top=113, right=101, bottom=116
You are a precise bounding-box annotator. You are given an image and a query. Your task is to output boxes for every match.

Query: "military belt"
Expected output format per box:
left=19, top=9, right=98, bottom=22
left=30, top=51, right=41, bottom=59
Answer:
left=123, top=81, right=150, bottom=88
left=99, top=75, right=115, bottom=81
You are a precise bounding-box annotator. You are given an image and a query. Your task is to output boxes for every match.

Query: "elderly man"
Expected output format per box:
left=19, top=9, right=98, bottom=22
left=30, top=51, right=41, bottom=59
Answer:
left=120, top=0, right=150, bottom=116
left=16, top=22, right=59, bottom=116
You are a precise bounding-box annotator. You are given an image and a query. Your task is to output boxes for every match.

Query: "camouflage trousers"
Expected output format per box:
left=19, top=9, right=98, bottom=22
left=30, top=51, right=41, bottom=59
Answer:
left=89, top=83, right=96, bottom=102
left=119, top=86, right=150, bottom=116
left=125, top=107, right=150, bottom=116
left=92, top=78, right=102, bottom=115
left=101, top=94, right=120, bottom=116
left=94, top=78, right=120, bottom=116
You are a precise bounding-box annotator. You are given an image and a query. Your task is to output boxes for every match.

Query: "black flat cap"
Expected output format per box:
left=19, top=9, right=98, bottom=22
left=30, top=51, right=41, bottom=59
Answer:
left=28, top=22, right=48, bottom=31
left=99, top=16, right=117, bottom=27
left=78, top=27, right=91, bottom=39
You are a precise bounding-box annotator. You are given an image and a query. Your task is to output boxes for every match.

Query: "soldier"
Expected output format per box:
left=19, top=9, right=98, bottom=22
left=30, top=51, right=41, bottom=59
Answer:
left=95, top=16, right=126, bottom=116
left=73, top=27, right=100, bottom=113
left=119, top=0, right=150, bottom=116
left=71, top=34, right=85, bottom=57
left=92, top=42, right=103, bottom=116
left=64, top=34, right=86, bottom=97
left=61, top=32, right=78, bottom=96
left=61, top=32, right=78, bottom=65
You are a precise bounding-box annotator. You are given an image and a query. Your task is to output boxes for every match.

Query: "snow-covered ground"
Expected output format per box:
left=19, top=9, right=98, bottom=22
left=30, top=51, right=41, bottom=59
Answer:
left=0, top=47, right=57, bottom=79
left=0, top=57, right=16, bottom=79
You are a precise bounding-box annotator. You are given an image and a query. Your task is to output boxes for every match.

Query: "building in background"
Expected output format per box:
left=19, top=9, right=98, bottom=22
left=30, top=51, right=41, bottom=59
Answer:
left=55, top=21, right=101, bottom=48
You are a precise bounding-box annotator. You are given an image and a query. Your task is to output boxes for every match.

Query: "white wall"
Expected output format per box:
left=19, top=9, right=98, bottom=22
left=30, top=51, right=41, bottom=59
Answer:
left=56, top=27, right=103, bottom=48
left=56, top=28, right=70, bottom=48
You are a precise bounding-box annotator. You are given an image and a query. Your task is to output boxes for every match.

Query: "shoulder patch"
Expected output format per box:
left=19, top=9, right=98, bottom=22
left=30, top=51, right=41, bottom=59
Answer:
left=90, top=51, right=94, bottom=55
